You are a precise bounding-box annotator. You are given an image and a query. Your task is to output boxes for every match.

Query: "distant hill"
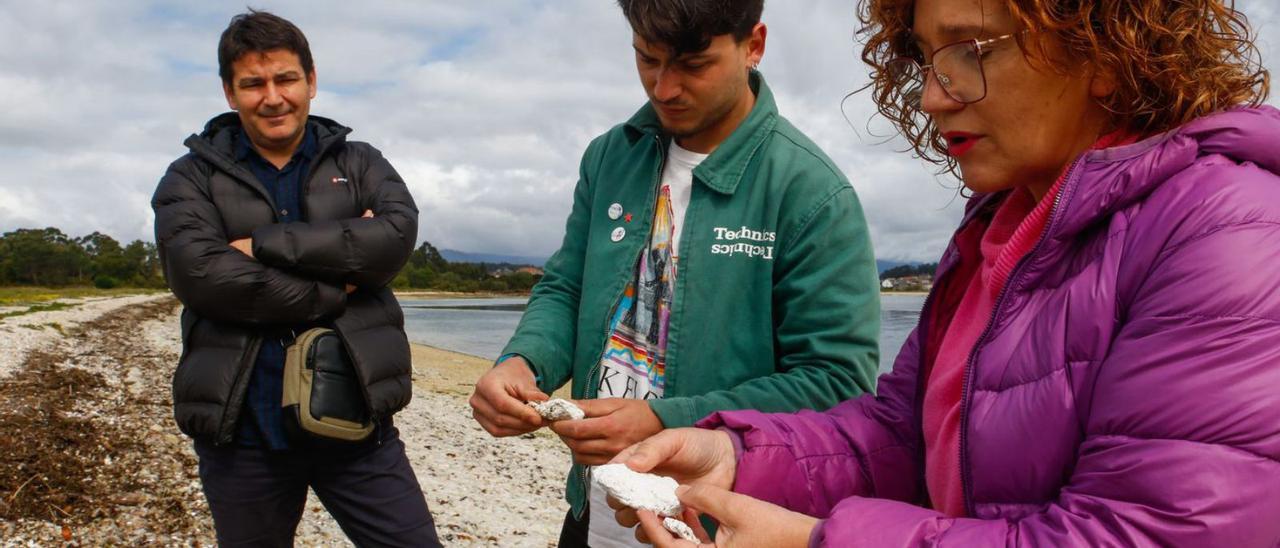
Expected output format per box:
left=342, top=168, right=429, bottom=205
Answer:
left=877, top=259, right=919, bottom=274
left=440, top=249, right=548, bottom=267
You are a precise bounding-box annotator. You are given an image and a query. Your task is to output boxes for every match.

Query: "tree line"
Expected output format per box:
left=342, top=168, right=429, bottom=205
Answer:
left=0, top=227, right=541, bottom=293
left=879, top=262, right=939, bottom=281
left=391, top=241, right=542, bottom=293
left=0, top=228, right=163, bottom=288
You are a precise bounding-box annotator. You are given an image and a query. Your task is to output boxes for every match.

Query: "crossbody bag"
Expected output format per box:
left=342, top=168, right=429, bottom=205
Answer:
left=281, top=328, right=374, bottom=442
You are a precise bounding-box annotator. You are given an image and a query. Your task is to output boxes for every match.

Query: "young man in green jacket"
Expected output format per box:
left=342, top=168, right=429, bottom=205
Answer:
left=470, top=1, right=880, bottom=545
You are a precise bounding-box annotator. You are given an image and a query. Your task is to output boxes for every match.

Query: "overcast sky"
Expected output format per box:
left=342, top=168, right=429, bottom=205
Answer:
left=1, top=1, right=1276, bottom=262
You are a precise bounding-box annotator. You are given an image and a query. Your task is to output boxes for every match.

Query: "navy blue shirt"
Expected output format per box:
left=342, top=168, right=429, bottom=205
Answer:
left=234, top=127, right=318, bottom=450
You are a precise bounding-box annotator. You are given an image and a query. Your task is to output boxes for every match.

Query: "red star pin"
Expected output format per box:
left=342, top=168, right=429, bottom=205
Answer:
left=624, top=213, right=633, bottom=222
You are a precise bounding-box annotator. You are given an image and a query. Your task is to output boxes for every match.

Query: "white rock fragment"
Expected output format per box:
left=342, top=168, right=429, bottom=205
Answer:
left=527, top=398, right=585, bottom=421
left=591, top=463, right=683, bottom=517
left=663, top=517, right=700, bottom=543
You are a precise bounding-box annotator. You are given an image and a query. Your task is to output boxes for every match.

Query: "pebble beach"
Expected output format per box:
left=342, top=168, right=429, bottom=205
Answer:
left=0, top=294, right=570, bottom=546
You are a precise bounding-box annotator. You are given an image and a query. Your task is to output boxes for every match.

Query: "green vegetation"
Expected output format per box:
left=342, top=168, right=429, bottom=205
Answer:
left=392, top=241, right=542, bottom=293
left=879, top=263, right=939, bottom=280
left=0, top=286, right=156, bottom=306
left=14, top=322, right=66, bottom=334
left=0, top=228, right=165, bottom=289
left=0, top=290, right=163, bottom=321
left=0, top=302, right=77, bottom=320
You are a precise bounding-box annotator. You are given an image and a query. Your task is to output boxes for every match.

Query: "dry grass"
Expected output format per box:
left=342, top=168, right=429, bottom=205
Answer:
left=0, top=287, right=161, bottom=307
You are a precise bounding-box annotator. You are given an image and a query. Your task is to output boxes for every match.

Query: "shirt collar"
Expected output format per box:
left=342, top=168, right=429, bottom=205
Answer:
left=624, top=71, right=779, bottom=195
left=235, top=123, right=317, bottom=167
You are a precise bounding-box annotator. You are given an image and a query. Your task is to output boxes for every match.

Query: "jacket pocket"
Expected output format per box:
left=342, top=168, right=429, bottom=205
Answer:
left=171, top=317, right=255, bottom=441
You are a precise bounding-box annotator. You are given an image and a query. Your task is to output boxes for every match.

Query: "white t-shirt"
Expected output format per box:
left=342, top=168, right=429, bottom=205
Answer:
left=664, top=142, right=705, bottom=260
left=587, top=141, right=708, bottom=547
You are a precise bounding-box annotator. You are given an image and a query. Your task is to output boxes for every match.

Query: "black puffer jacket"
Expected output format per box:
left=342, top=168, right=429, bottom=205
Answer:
left=152, top=113, right=418, bottom=444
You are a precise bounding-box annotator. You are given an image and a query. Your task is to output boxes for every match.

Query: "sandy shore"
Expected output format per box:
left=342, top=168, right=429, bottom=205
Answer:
left=0, top=293, right=164, bottom=380
left=0, top=295, right=571, bottom=546
left=394, top=290, right=528, bottom=300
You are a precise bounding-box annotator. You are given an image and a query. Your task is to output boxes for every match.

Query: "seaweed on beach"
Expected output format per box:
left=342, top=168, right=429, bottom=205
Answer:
left=0, top=298, right=210, bottom=542
left=0, top=350, right=121, bottom=522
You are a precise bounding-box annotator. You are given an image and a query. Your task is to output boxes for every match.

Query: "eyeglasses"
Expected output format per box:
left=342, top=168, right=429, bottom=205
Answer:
left=886, top=32, right=1021, bottom=109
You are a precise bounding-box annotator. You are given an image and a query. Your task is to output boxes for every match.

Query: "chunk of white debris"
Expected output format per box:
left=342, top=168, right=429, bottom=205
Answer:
left=591, top=463, right=683, bottom=517
left=527, top=398, right=585, bottom=421
left=663, top=517, right=699, bottom=543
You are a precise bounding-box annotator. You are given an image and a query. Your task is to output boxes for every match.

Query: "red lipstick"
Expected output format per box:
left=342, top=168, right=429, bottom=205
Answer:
left=943, top=132, right=982, bottom=157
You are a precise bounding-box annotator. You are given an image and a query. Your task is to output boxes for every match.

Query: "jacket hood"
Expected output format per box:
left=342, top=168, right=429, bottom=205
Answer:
left=1055, top=105, right=1280, bottom=238
left=184, top=112, right=352, bottom=168
left=960, top=106, right=1280, bottom=239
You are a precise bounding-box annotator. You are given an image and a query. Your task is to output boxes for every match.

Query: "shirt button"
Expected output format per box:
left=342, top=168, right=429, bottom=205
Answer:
left=280, top=209, right=288, bottom=216
left=611, top=227, right=626, bottom=242
left=608, top=203, right=623, bottom=220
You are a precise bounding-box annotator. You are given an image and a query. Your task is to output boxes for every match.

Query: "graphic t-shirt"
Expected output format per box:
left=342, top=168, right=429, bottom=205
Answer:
left=594, top=142, right=704, bottom=402
left=587, top=142, right=706, bottom=547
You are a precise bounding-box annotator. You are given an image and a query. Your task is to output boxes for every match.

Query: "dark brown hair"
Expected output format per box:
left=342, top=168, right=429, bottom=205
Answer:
left=218, top=9, right=314, bottom=85
left=618, top=0, right=765, bottom=55
left=858, top=0, right=1271, bottom=174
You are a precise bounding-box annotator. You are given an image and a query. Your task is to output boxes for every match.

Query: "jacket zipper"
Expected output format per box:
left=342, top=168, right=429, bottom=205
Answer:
left=957, top=156, right=1083, bottom=515
left=198, top=131, right=347, bottom=445
left=218, top=335, right=264, bottom=445
left=297, top=135, right=340, bottom=221
left=193, top=142, right=281, bottom=220
left=575, top=134, right=668, bottom=517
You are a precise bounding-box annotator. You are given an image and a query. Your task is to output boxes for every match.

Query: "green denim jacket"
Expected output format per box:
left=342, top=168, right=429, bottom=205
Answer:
left=502, top=73, right=881, bottom=516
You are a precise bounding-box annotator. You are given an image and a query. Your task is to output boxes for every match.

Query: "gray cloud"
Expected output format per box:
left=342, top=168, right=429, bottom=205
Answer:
left=0, top=1, right=1276, bottom=263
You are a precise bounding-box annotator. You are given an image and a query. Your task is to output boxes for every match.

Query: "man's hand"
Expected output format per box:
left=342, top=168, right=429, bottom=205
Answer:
left=469, top=356, right=548, bottom=437
left=548, top=398, right=664, bottom=465
left=606, top=428, right=737, bottom=531
left=635, top=484, right=818, bottom=548
left=229, top=238, right=253, bottom=258
left=361, top=209, right=374, bottom=218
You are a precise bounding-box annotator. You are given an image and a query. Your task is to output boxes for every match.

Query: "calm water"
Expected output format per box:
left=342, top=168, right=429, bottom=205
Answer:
left=402, top=293, right=926, bottom=375
left=879, top=293, right=927, bottom=373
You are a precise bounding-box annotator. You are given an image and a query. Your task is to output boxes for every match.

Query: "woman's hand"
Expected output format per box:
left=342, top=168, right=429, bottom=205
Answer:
left=636, top=484, right=818, bottom=548
left=605, top=428, right=737, bottom=532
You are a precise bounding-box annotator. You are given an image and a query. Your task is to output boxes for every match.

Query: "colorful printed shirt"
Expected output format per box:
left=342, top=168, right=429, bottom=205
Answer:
left=595, top=143, right=704, bottom=400
left=588, top=143, right=705, bottom=547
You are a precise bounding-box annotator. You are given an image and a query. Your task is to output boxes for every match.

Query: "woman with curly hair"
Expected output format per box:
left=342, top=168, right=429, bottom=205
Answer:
left=605, top=0, right=1279, bottom=545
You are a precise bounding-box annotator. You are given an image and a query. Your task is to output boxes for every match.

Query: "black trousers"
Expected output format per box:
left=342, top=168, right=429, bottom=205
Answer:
left=193, top=426, right=440, bottom=547
left=558, top=507, right=590, bottom=548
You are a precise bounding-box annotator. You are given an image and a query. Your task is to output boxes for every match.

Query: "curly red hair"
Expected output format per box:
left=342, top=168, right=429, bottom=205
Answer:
left=858, top=0, right=1271, bottom=174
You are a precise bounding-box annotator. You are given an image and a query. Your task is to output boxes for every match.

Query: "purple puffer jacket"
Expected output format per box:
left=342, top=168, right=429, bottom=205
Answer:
left=701, top=106, right=1280, bottom=547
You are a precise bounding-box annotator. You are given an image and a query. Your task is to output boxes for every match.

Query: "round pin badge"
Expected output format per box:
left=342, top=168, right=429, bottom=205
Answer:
left=608, top=203, right=623, bottom=220
left=611, top=227, right=626, bottom=242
